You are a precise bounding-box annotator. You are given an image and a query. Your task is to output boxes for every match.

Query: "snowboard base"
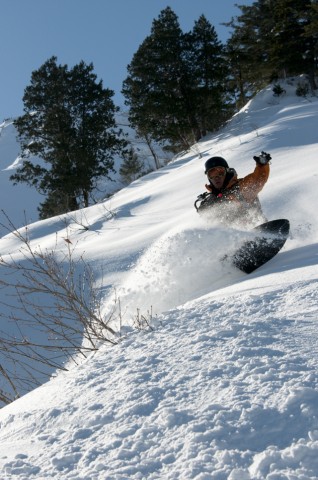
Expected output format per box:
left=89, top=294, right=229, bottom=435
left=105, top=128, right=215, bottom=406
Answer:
left=232, top=219, right=290, bottom=274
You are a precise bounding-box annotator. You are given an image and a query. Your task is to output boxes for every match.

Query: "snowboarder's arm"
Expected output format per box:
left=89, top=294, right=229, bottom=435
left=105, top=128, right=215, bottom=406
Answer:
left=239, top=154, right=270, bottom=202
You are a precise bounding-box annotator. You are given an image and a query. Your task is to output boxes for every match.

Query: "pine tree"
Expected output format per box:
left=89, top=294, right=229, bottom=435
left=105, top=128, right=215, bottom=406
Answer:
left=12, top=57, right=126, bottom=218
left=225, top=0, right=317, bottom=98
left=123, top=8, right=233, bottom=151
left=269, top=0, right=316, bottom=85
left=122, top=7, right=193, bottom=152
left=185, top=15, right=232, bottom=136
left=119, top=146, right=144, bottom=184
left=303, top=1, right=318, bottom=89
left=224, top=1, right=276, bottom=104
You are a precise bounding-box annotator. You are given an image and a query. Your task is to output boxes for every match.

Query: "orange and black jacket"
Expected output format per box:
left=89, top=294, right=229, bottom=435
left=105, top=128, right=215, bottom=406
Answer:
left=195, top=163, right=270, bottom=225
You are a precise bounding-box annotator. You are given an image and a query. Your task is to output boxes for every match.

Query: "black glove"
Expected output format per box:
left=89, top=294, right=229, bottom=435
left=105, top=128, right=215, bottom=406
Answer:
left=195, top=192, right=215, bottom=212
left=253, top=151, right=271, bottom=165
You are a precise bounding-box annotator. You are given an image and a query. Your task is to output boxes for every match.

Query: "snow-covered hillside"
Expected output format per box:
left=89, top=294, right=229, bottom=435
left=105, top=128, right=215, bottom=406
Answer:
left=0, top=78, right=318, bottom=479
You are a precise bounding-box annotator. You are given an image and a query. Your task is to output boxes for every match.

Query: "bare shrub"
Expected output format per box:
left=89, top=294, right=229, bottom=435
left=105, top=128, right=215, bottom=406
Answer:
left=133, top=307, right=155, bottom=332
left=0, top=213, right=118, bottom=406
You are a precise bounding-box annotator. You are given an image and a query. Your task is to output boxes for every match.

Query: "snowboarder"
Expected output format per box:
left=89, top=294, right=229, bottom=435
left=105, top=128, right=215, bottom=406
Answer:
left=194, top=152, right=271, bottom=227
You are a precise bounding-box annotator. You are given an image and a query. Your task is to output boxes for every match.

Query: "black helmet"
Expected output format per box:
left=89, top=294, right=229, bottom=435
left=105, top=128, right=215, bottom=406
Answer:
left=204, top=156, right=229, bottom=174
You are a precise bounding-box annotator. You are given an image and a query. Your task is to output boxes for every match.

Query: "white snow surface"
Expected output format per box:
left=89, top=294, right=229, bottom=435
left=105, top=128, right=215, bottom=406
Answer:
left=0, top=79, right=318, bottom=479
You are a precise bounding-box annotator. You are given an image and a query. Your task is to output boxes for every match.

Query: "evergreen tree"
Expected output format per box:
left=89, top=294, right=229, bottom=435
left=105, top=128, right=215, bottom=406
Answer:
left=225, top=0, right=317, bottom=98
left=12, top=57, right=126, bottom=218
left=123, top=8, right=233, bottom=151
left=224, top=1, right=276, bottom=104
left=303, top=1, right=318, bottom=88
left=122, top=7, right=194, bottom=152
left=119, top=146, right=144, bottom=184
left=269, top=0, right=316, bottom=86
left=185, top=15, right=232, bottom=136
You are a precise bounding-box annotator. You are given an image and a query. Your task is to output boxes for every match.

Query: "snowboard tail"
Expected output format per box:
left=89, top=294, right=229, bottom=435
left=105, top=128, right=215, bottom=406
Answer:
left=232, top=219, right=290, bottom=274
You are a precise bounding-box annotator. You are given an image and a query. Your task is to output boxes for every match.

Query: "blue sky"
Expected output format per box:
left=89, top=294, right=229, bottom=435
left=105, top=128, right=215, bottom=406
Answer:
left=0, top=0, right=253, bottom=120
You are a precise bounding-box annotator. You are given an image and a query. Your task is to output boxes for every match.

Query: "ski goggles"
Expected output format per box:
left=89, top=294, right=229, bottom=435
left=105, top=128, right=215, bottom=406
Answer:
left=207, top=166, right=227, bottom=179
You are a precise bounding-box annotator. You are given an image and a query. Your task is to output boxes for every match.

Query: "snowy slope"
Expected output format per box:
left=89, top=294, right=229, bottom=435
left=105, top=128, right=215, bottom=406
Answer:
left=0, top=79, right=318, bottom=479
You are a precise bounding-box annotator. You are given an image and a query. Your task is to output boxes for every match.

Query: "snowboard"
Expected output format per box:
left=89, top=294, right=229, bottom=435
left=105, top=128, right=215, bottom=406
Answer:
left=231, top=219, right=290, bottom=274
